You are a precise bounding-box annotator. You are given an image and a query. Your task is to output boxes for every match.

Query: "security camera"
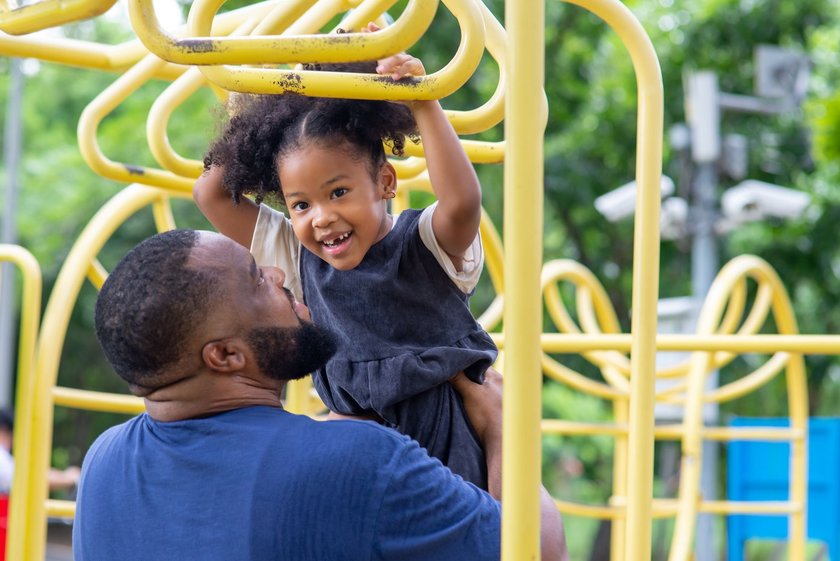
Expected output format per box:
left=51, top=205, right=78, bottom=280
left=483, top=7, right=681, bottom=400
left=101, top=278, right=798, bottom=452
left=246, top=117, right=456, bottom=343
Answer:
left=721, top=179, right=810, bottom=223
left=594, top=176, right=675, bottom=222
left=660, top=196, right=689, bottom=240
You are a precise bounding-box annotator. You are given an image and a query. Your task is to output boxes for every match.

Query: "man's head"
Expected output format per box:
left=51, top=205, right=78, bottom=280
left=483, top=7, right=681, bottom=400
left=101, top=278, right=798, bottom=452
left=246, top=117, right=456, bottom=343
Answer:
left=0, top=408, right=12, bottom=452
left=94, top=230, right=337, bottom=393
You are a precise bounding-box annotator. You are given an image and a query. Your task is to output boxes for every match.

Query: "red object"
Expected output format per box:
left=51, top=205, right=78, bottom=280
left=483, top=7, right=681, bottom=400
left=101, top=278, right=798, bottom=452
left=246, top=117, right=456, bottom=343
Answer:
left=0, top=494, right=7, bottom=561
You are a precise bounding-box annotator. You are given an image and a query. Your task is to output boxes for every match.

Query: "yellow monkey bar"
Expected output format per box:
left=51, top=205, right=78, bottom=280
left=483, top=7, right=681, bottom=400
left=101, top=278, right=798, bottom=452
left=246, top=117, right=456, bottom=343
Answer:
left=6, top=185, right=181, bottom=561
left=537, top=255, right=811, bottom=561
left=177, top=0, right=485, bottom=101
left=0, top=245, right=40, bottom=561
left=128, top=0, right=437, bottom=66
left=0, top=0, right=116, bottom=35
left=3, top=0, right=834, bottom=560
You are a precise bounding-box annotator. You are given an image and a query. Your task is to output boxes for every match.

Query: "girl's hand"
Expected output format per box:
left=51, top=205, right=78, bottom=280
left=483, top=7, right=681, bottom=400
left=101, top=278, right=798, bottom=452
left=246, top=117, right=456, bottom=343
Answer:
left=363, top=22, right=426, bottom=81
left=376, top=53, right=426, bottom=81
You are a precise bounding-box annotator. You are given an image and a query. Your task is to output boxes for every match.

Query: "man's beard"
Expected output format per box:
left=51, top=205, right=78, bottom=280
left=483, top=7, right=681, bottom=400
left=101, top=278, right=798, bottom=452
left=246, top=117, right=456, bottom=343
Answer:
left=245, top=321, right=339, bottom=381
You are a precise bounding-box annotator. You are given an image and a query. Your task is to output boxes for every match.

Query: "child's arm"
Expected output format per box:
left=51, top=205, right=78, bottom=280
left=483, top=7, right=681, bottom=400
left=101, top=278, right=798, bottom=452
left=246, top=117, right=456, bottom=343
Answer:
left=375, top=49, right=482, bottom=270
left=193, top=165, right=260, bottom=249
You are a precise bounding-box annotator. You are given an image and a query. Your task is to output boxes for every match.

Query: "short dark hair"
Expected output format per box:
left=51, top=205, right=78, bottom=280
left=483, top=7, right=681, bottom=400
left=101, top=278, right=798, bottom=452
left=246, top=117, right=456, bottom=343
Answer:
left=0, top=409, right=12, bottom=432
left=204, top=61, right=419, bottom=206
left=94, top=230, right=220, bottom=389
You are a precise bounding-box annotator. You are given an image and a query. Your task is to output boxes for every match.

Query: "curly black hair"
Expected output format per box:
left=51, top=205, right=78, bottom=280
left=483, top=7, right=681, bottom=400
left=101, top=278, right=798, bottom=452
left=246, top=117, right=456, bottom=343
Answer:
left=94, top=230, right=222, bottom=390
left=204, top=61, right=419, bottom=206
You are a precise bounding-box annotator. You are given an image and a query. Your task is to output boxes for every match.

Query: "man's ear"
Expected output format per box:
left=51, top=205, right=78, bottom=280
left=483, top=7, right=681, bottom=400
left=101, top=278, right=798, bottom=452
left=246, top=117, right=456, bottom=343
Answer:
left=201, top=339, right=248, bottom=372
left=379, top=161, right=397, bottom=199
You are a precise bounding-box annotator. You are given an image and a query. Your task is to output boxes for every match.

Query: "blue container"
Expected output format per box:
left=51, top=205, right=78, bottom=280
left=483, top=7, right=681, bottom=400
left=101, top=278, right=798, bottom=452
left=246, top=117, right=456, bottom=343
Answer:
left=727, top=417, right=840, bottom=561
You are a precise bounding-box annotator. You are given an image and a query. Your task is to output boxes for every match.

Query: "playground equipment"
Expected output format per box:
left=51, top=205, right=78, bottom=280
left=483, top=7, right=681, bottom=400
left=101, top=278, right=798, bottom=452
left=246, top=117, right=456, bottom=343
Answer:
left=2, top=1, right=839, bottom=560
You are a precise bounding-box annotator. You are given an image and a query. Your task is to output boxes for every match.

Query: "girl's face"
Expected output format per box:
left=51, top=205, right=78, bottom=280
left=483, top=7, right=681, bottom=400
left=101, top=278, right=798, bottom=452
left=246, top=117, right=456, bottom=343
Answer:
left=279, top=142, right=396, bottom=271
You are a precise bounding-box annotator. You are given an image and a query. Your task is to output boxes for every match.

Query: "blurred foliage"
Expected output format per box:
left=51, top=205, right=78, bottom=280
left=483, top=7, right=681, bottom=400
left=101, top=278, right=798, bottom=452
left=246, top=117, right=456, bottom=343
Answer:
left=1, top=1, right=840, bottom=556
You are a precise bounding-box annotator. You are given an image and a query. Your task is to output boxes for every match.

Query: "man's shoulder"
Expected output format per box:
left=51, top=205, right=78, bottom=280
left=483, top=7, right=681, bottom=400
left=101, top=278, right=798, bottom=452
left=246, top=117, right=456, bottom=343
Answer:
left=296, top=418, right=411, bottom=456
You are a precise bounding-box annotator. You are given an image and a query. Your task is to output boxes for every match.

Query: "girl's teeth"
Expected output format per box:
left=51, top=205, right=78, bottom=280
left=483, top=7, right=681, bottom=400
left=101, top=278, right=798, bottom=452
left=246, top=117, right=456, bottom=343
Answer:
left=324, top=233, right=350, bottom=246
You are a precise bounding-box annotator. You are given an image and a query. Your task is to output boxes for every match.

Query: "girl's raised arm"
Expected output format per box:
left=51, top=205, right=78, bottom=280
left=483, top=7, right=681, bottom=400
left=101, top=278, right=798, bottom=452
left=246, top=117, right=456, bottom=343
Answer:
left=375, top=47, right=482, bottom=269
left=193, top=165, right=260, bottom=249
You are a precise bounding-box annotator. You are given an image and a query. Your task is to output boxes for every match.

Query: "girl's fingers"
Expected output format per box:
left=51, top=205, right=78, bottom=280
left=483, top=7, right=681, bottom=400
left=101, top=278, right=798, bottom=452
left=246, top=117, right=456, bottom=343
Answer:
left=377, top=55, right=425, bottom=79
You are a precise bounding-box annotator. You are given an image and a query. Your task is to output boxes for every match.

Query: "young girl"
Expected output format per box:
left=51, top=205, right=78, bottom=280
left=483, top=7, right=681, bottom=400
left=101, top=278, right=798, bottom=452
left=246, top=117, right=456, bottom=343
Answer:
left=194, top=49, right=498, bottom=489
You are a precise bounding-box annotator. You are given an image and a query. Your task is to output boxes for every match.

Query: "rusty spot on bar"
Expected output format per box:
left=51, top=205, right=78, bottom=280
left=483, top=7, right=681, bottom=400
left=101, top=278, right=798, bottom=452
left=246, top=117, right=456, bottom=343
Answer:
left=124, top=165, right=145, bottom=175
left=273, top=72, right=304, bottom=93
left=177, top=39, right=217, bottom=54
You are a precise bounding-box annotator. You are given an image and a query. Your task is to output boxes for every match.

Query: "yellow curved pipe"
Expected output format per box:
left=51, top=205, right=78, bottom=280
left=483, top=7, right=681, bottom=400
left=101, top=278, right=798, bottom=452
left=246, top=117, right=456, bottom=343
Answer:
left=0, top=0, right=116, bottom=35
left=194, top=0, right=484, bottom=102
left=147, top=67, right=213, bottom=178
left=0, top=1, right=279, bottom=74
left=14, top=185, right=189, bottom=561
left=125, top=0, right=434, bottom=66
left=669, top=256, right=807, bottom=561
left=77, top=52, right=194, bottom=192
left=504, top=0, right=663, bottom=555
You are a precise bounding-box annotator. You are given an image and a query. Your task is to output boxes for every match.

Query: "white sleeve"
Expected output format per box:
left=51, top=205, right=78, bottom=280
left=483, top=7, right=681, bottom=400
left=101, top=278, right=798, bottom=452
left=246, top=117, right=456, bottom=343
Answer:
left=417, top=202, right=484, bottom=294
left=250, top=204, right=304, bottom=302
left=0, top=448, right=13, bottom=494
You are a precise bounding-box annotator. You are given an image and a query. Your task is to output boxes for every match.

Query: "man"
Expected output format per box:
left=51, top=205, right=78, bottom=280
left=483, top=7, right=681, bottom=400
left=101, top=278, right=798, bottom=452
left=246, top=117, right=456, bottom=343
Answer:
left=73, top=229, right=568, bottom=561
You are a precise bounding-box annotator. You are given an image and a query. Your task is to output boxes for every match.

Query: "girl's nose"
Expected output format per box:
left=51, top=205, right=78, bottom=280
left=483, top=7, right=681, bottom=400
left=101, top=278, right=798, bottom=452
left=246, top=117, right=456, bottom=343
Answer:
left=312, top=207, right=336, bottom=228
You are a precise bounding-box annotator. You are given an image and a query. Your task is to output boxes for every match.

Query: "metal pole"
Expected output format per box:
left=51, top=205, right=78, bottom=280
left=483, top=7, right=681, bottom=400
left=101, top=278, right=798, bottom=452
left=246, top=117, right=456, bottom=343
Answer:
left=0, top=58, right=24, bottom=410
left=686, top=70, right=720, bottom=561
left=501, top=0, right=544, bottom=558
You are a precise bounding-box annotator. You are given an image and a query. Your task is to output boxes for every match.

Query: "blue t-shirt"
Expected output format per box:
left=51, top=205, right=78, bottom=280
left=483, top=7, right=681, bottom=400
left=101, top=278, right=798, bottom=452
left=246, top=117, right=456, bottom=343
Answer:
left=72, top=406, right=501, bottom=561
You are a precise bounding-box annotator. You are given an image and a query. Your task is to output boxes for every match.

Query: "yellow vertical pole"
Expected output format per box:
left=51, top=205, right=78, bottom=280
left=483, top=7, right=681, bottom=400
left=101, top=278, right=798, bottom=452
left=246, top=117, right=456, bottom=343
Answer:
left=1, top=246, right=41, bottom=561
left=557, top=2, right=663, bottom=558
left=502, top=0, right=545, bottom=560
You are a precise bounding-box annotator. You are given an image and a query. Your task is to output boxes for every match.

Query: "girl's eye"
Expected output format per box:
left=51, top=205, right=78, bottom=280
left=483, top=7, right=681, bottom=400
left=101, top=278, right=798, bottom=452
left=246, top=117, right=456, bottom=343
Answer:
left=291, top=201, right=309, bottom=212
left=331, top=188, right=348, bottom=199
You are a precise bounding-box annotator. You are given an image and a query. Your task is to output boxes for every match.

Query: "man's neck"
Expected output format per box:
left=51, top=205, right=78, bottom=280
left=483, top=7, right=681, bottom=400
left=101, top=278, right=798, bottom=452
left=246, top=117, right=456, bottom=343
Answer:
left=139, top=372, right=284, bottom=422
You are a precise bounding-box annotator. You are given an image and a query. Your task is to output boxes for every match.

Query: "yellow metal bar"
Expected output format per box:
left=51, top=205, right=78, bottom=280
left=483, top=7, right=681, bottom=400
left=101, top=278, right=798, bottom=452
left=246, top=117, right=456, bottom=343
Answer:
left=52, top=386, right=145, bottom=415
left=77, top=52, right=195, bottom=192
left=476, top=209, right=505, bottom=331
left=284, top=379, right=314, bottom=415
left=542, top=353, right=623, bottom=399
left=146, top=0, right=331, bottom=178
left=403, top=139, right=506, bottom=164
left=87, top=259, right=108, bottom=290
left=0, top=0, right=281, bottom=70
left=330, top=0, right=396, bottom=34
left=610, top=395, right=629, bottom=561
left=542, top=421, right=803, bottom=442
left=19, top=185, right=191, bottom=561
left=699, top=501, right=802, bottom=515
left=0, top=0, right=116, bottom=35
left=701, top=426, right=804, bottom=442
left=0, top=245, right=41, bottom=561
left=491, top=332, right=840, bottom=354
left=501, top=0, right=544, bottom=559
left=45, top=499, right=76, bottom=519
left=194, top=0, right=484, bottom=101
left=556, top=497, right=801, bottom=521
left=669, top=256, right=807, bottom=561
left=123, top=0, right=435, bottom=65
left=555, top=3, right=662, bottom=560
left=152, top=194, right=177, bottom=231
left=147, top=67, right=210, bottom=178
left=443, top=0, right=510, bottom=135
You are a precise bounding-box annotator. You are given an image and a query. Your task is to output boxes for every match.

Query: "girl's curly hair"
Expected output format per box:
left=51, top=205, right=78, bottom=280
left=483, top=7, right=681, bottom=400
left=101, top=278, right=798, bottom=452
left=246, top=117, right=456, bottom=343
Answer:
left=204, top=61, right=419, bottom=206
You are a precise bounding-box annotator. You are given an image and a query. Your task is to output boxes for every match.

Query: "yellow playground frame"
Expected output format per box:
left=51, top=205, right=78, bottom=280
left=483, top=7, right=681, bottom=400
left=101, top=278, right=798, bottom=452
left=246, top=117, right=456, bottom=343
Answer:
left=1, top=0, right=837, bottom=560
